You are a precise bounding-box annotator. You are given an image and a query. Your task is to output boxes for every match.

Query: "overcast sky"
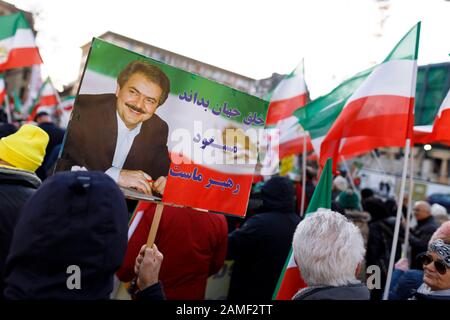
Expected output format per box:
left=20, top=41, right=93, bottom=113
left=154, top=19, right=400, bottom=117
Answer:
left=8, top=0, right=450, bottom=98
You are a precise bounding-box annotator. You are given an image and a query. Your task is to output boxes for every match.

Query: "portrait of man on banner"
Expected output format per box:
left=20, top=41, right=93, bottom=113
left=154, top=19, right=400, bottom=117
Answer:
left=56, top=60, right=171, bottom=197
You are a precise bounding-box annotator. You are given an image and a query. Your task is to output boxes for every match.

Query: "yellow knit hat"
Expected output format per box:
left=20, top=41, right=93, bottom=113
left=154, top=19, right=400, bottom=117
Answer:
left=0, top=124, right=49, bottom=172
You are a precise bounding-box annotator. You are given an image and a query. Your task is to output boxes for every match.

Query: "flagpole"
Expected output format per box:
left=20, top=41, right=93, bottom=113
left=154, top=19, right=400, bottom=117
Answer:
left=383, top=138, right=411, bottom=300
left=341, top=156, right=361, bottom=200
left=399, top=24, right=419, bottom=263
left=4, top=94, right=12, bottom=123
left=402, top=146, right=414, bottom=259
left=371, top=150, right=387, bottom=176
left=300, top=132, right=307, bottom=217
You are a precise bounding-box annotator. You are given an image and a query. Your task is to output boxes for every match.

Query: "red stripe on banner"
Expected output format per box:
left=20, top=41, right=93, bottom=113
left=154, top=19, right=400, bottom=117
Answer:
left=275, top=267, right=307, bottom=300
left=320, top=95, right=413, bottom=167
left=162, top=155, right=253, bottom=217
left=433, top=109, right=450, bottom=146
left=266, top=94, right=307, bottom=126
left=278, top=135, right=314, bottom=159
left=0, top=47, right=42, bottom=72
left=37, top=95, right=58, bottom=106
left=336, top=132, right=409, bottom=162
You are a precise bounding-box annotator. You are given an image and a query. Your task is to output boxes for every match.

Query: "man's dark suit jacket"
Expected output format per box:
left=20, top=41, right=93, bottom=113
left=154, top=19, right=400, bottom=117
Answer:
left=56, top=94, right=170, bottom=180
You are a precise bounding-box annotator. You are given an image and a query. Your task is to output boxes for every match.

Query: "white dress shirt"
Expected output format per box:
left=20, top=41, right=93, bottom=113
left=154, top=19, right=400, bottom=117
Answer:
left=105, top=112, right=142, bottom=182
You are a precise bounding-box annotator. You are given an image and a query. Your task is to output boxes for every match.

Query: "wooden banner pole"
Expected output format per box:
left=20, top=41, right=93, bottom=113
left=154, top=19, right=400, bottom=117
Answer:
left=146, top=203, right=165, bottom=247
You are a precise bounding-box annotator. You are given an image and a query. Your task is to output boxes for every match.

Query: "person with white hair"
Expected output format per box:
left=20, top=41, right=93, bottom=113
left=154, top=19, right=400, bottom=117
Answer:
left=431, top=203, right=449, bottom=226
left=292, top=209, right=370, bottom=300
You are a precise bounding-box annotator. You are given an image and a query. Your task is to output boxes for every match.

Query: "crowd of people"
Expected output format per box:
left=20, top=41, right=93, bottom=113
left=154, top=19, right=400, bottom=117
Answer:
left=0, top=118, right=449, bottom=300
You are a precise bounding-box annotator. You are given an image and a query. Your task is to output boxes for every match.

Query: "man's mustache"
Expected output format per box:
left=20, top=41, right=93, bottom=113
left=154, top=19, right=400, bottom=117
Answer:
left=126, top=103, right=146, bottom=114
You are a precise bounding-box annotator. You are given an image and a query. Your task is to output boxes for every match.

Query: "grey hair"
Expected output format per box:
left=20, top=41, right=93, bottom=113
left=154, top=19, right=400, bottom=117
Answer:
left=292, top=209, right=365, bottom=286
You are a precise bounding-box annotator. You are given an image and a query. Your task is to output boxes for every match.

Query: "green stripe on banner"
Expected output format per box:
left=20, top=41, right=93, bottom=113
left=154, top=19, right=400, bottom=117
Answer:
left=383, top=22, right=420, bottom=62
left=0, top=13, right=30, bottom=40
left=86, top=38, right=269, bottom=125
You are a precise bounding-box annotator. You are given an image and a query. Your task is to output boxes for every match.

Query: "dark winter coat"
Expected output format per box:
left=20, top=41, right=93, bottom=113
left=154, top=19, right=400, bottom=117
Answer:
left=292, top=282, right=370, bottom=300
left=0, top=166, right=41, bottom=298
left=366, top=216, right=404, bottom=300
left=227, top=176, right=300, bottom=300
left=36, top=122, right=65, bottom=179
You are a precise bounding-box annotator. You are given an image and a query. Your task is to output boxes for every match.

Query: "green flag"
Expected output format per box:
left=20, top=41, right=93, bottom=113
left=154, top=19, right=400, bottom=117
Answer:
left=273, top=157, right=333, bottom=300
left=304, top=158, right=332, bottom=217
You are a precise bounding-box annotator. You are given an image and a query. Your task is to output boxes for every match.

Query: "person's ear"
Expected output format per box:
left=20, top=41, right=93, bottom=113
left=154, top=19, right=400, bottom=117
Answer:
left=115, top=84, right=120, bottom=97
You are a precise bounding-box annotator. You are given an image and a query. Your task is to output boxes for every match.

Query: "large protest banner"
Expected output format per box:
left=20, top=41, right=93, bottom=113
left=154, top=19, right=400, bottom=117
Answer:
left=56, top=39, right=269, bottom=217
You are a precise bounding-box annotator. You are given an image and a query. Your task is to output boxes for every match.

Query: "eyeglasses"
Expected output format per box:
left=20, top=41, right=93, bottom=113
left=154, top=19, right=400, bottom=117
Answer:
left=420, top=253, right=449, bottom=275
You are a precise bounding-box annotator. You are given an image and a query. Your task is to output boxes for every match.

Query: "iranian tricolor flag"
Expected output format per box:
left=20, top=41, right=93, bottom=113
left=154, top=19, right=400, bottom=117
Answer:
left=0, top=12, right=42, bottom=72
left=295, top=67, right=372, bottom=158
left=0, top=74, right=5, bottom=105
left=273, top=157, right=332, bottom=300
left=319, top=23, right=420, bottom=168
left=75, top=39, right=268, bottom=216
left=430, top=89, right=450, bottom=145
left=28, top=77, right=60, bottom=120
left=419, top=89, right=450, bottom=145
left=266, top=62, right=313, bottom=159
left=276, top=117, right=313, bottom=159
left=57, top=95, right=75, bottom=128
left=266, top=62, right=308, bottom=126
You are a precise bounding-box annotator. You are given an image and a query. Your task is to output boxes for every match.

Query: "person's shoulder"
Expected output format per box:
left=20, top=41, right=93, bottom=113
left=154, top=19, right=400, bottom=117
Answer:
left=141, top=114, right=169, bottom=137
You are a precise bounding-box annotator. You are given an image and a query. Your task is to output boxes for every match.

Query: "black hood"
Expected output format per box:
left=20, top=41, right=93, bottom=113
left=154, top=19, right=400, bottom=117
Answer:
left=261, top=176, right=295, bottom=213
left=3, top=171, right=128, bottom=300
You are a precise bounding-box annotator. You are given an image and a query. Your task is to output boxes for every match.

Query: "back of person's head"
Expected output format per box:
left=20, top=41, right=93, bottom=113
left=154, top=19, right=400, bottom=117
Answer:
left=361, top=188, right=374, bottom=200
left=337, top=190, right=361, bottom=211
left=333, top=175, right=348, bottom=192
left=292, top=209, right=365, bottom=286
left=384, top=198, right=398, bottom=216
left=34, top=111, right=52, bottom=123
left=117, top=60, right=170, bottom=106
left=431, top=203, right=449, bottom=225
left=261, top=176, right=295, bottom=213
left=0, top=122, right=18, bottom=139
left=0, top=124, right=49, bottom=172
left=4, top=171, right=128, bottom=299
left=363, top=196, right=389, bottom=222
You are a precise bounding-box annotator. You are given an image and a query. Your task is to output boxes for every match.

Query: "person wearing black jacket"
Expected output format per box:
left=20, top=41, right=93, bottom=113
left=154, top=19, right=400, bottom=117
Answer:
left=0, top=124, right=49, bottom=298
left=409, top=201, right=439, bottom=269
left=227, top=176, right=300, bottom=300
left=3, top=171, right=164, bottom=300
